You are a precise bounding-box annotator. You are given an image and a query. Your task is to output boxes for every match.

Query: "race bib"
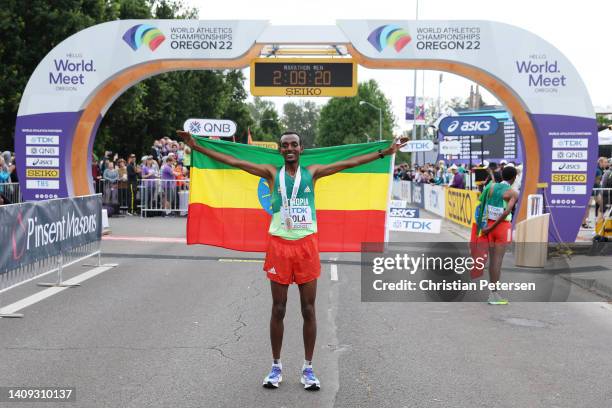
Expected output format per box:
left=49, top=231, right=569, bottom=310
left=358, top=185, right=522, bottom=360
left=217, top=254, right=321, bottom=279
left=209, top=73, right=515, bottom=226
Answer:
left=487, top=205, right=504, bottom=221
left=281, top=206, right=313, bottom=230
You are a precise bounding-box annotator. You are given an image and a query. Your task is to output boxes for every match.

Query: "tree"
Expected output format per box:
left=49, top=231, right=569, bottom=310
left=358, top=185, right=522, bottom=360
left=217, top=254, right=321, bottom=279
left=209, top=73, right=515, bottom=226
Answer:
left=259, top=109, right=282, bottom=142
left=0, top=0, right=121, bottom=150
left=316, top=80, right=394, bottom=147
left=0, top=0, right=250, bottom=158
left=282, top=101, right=320, bottom=148
left=247, top=97, right=282, bottom=142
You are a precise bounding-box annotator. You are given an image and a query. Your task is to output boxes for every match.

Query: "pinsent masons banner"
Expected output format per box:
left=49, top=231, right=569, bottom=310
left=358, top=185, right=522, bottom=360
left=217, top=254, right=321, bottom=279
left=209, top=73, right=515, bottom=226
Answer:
left=0, top=195, right=101, bottom=274
left=15, top=19, right=596, bottom=242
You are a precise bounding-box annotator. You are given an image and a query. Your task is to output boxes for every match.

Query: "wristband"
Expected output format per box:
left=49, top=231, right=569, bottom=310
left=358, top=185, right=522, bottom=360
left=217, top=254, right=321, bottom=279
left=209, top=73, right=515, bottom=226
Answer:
left=377, top=149, right=385, bottom=159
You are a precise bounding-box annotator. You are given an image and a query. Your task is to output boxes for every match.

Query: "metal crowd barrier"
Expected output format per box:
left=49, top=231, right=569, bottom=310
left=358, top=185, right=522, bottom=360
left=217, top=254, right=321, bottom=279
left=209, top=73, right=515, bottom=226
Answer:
left=0, top=182, right=22, bottom=204
left=95, top=179, right=131, bottom=214
left=0, top=194, right=114, bottom=318
left=139, top=178, right=190, bottom=217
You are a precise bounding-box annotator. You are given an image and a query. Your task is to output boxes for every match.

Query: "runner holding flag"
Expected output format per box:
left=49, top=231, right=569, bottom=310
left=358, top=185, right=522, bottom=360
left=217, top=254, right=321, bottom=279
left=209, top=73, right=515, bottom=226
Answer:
left=178, top=130, right=405, bottom=390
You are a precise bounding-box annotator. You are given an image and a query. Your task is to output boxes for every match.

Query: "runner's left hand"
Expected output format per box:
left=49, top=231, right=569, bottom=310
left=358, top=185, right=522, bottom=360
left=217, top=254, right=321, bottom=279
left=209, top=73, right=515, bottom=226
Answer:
left=381, top=137, right=409, bottom=156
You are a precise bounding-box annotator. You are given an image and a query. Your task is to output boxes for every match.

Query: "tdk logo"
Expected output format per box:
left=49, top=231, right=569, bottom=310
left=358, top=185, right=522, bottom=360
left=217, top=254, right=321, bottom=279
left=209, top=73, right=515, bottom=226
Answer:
left=439, top=116, right=499, bottom=136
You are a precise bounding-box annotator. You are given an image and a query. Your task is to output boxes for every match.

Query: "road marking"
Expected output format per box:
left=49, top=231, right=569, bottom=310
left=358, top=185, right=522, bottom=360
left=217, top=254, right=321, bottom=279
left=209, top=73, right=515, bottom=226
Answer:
left=103, top=236, right=186, bottom=243
left=330, top=257, right=338, bottom=281
left=0, top=265, right=115, bottom=315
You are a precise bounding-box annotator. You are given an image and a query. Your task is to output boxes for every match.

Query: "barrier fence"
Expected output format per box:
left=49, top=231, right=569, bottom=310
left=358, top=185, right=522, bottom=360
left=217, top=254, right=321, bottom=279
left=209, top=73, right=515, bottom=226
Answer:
left=94, top=179, right=190, bottom=217
left=0, top=194, right=107, bottom=318
left=0, top=182, right=22, bottom=204
left=139, top=178, right=190, bottom=217
left=392, top=180, right=480, bottom=228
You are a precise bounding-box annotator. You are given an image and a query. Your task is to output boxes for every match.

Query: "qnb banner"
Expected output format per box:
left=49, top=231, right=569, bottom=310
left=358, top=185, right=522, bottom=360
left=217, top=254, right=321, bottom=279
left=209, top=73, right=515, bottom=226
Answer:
left=0, top=195, right=102, bottom=274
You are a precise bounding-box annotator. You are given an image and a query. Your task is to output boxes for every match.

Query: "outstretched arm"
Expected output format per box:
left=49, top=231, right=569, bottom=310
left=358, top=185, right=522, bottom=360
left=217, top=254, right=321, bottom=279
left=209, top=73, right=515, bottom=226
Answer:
left=308, top=137, right=407, bottom=181
left=177, top=130, right=275, bottom=180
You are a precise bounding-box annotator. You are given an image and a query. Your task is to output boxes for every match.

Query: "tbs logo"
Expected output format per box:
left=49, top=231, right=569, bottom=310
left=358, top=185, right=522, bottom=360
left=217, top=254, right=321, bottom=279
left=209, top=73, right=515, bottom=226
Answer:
left=389, top=207, right=419, bottom=218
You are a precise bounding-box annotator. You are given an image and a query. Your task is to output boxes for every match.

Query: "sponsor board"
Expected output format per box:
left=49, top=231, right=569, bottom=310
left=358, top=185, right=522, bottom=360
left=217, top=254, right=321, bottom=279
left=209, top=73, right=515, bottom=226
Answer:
left=551, top=173, right=587, bottom=183
left=388, top=218, right=441, bottom=234
left=439, top=140, right=462, bottom=155
left=252, top=141, right=278, bottom=149
left=25, top=135, right=59, bottom=145
left=389, top=199, right=408, bottom=208
left=388, top=207, right=419, bottom=218
left=424, top=184, right=446, bottom=218
left=552, top=138, right=588, bottom=149
left=26, top=157, right=60, bottom=167
left=0, top=195, right=101, bottom=274
left=551, top=150, right=588, bottom=160
left=445, top=187, right=480, bottom=228
left=26, top=180, right=59, bottom=189
left=551, top=161, right=587, bottom=172
left=439, top=115, right=498, bottom=136
left=26, top=146, right=59, bottom=156
left=400, top=140, right=434, bottom=153
left=26, top=168, right=60, bottom=178
left=411, top=182, right=424, bottom=208
left=550, top=185, right=587, bottom=195
left=183, top=118, right=237, bottom=137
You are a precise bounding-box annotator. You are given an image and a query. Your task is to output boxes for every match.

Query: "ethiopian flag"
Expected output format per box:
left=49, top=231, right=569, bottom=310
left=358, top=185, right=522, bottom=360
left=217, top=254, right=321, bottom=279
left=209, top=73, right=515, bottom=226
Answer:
left=187, top=138, right=392, bottom=252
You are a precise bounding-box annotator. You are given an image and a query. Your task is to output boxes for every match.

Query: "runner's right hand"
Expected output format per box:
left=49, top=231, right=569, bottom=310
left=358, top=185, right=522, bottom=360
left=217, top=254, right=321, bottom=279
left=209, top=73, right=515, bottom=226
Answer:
left=176, top=130, right=195, bottom=148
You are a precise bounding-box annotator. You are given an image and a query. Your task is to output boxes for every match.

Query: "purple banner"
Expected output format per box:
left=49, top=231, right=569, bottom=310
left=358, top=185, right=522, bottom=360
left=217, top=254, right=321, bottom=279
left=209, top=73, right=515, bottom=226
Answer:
left=14, top=111, right=83, bottom=201
left=529, top=114, right=598, bottom=243
left=405, top=96, right=415, bottom=121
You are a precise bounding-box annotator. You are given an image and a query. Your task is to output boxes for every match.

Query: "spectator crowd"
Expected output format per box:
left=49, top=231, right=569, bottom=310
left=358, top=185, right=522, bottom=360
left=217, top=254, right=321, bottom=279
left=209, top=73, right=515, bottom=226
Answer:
left=92, top=136, right=191, bottom=216
left=394, top=159, right=523, bottom=192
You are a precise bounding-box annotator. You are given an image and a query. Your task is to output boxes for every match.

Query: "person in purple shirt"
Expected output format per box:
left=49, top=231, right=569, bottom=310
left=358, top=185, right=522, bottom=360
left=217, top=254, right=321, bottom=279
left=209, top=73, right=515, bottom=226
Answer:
left=160, top=156, right=177, bottom=212
left=449, top=164, right=465, bottom=189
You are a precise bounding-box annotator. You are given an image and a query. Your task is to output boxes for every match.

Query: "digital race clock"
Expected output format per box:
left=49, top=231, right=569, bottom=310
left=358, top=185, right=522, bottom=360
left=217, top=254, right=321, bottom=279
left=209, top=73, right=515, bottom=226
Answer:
left=250, top=58, right=357, bottom=97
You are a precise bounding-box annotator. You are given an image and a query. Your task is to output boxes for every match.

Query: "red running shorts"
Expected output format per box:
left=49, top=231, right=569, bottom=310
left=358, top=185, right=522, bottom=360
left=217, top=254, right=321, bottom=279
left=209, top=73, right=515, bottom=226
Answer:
left=264, top=233, right=321, bottom=285
left=487, top=219, right=512, bottom=244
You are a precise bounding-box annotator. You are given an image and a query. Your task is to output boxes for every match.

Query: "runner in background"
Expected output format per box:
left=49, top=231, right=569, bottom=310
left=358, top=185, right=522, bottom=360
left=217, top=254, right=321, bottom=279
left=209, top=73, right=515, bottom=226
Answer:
left=478, top=166, right=519, bottom=305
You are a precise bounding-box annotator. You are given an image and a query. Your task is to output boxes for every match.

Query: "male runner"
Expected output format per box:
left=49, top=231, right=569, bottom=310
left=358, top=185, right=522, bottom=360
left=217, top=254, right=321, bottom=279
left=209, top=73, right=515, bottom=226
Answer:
left=178, top=130, right=403, bottom=390
left=479, top=165, right=519, bottom=305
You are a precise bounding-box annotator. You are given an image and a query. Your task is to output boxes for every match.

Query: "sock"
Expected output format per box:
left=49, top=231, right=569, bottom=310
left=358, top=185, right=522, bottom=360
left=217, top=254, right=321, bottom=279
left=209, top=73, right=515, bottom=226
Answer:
left=272, top=359, right=282, bottom=368
left=303, top=360, right=312, bottom=370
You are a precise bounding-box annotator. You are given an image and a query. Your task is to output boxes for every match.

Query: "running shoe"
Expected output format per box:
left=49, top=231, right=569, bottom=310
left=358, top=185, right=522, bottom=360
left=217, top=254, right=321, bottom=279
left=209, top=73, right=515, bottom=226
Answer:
left=487, top=291, right=509, bottom=305
left=300, top=367, right=321, bottom=390
left=262, top=365, right=282, bottom=389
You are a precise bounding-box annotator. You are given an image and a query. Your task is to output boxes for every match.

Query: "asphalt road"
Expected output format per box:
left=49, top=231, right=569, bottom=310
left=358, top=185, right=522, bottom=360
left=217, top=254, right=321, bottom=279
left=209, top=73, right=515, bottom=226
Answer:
left=1, top=216, right=611, bottom=408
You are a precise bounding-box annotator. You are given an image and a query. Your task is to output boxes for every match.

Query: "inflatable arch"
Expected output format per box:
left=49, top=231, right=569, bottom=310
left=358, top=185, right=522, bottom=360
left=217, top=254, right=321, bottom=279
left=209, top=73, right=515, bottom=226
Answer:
left=15, top=20, right=597, bottom=242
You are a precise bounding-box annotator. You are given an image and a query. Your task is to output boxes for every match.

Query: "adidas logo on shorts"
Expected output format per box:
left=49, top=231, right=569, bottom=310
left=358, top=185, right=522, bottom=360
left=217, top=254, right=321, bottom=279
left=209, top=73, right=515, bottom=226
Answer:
left=304, top=186, right=311, bottom=193
left=267, top=267, right=277, bottom=274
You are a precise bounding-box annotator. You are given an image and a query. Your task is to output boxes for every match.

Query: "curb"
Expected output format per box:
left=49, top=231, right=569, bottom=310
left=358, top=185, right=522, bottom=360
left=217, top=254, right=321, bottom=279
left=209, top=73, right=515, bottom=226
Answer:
left=558, top=274, right=612, bottom=301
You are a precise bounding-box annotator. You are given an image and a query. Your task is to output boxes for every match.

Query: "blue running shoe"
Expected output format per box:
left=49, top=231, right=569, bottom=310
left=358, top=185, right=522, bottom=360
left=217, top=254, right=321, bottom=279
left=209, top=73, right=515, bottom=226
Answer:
left=263, top=365, right=282, bottom=388
left=301, top=367, right=320, bottom=390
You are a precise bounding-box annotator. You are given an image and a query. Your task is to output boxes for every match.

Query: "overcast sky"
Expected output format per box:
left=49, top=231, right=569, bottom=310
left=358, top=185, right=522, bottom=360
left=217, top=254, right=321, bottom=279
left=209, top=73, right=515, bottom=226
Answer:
left=187, top=0, right=611, bottom=132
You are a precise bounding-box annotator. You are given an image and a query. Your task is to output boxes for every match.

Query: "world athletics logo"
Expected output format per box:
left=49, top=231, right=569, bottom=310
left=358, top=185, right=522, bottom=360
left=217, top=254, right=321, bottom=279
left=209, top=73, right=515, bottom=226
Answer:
left=122, top=24, right=166, bottom=51
left=367, top=25, right=412, bottom=52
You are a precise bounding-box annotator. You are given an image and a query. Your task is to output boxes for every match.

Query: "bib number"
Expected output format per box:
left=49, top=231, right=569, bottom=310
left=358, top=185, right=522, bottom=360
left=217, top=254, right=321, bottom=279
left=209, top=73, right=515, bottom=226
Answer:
left=281, top=206, right=313, bottom=230
left=487, top=205, right=504, bottom=221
